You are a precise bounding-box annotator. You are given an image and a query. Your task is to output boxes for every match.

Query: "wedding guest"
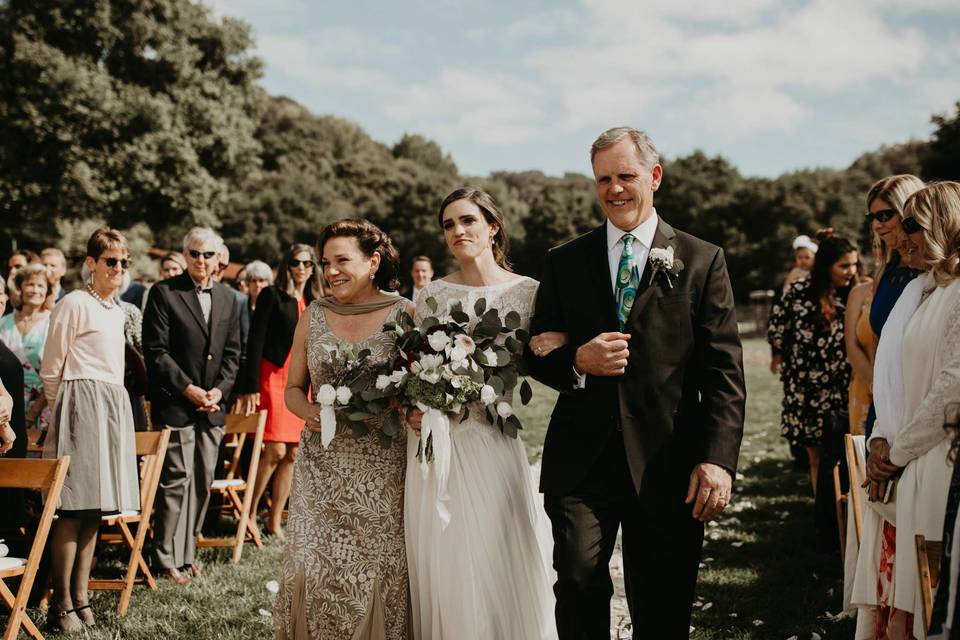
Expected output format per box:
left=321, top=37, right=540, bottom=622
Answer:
left=847, top=175, right=925, bottom=436
left=142, top=227, right=241, bottom=586
left=854, top=181, right=960, bottom=639
left=782, top=234, right=818, bottom=293
left=929, top=404, right=960, bottom=639
left=234, top=244, right=320, bottom=538
left=0, top=341, right=27, bottom=560
left=39, top=227, right=140, bottom=631
left=215, top=242, right=249, bottom=388
left=242, top=260, right=273, bottom=312
left=408, top=255, right=434, bottom=301
left=40, top=247, right=70, bottom=302
left=0, top=262, right=56, bottom=431
left=159, top=252, right=186, bottom=280
left=6, top=249, right=37, bottom=278
left=768, top=230, right=858, bottom=495
left=273, top=219, right=410, bottom=639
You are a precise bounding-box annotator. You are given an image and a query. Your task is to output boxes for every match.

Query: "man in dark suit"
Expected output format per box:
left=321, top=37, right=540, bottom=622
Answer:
left=528, top=127, right=746, bottom=638
left=142, top=227, right=241, bottom=585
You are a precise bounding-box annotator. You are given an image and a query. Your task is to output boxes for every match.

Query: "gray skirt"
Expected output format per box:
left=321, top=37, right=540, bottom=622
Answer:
left=43, top=379, right=140, bottom=513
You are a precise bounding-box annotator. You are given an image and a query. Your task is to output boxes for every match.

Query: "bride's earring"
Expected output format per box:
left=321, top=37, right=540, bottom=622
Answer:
left=369, top=272, right=376, bottom=280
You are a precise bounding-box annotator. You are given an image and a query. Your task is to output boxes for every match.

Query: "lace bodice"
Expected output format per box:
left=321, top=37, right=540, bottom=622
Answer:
left=413, top=276, right=539, bottom=333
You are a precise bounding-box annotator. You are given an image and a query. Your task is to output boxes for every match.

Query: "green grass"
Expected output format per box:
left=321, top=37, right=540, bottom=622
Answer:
left=20, top=338, right=854, bottom=638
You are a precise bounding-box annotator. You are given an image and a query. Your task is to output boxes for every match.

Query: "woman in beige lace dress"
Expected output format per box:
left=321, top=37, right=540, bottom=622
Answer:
left=274, top=219, right=412, bottom=640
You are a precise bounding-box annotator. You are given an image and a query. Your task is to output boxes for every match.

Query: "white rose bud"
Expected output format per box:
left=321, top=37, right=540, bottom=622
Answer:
left=480, top=385, right=497, bottom=405
left=496, top=401, right=513, bottom=418
left=336, top=386, right=352, bottom=405
left=375, top=375, right=391, bottom=391
left=427, top=331, right=451, bottom=352
left=317, top=384, right=337, bottom=406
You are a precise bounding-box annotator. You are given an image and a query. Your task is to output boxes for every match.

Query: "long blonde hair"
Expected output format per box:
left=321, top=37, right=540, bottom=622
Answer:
left=866, top=174, right=925, bottom=280
left=905, top=182, right=960, bottom=287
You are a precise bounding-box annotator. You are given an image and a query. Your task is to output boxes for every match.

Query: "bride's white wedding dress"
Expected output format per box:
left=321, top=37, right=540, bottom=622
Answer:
left=405, top=276, right=557, bottom=640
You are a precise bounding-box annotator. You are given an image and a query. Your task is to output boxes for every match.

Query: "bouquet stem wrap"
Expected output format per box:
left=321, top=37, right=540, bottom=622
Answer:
left=420, top=406, right=452, bottom=528
left=319, top=405, right=337, bottom=449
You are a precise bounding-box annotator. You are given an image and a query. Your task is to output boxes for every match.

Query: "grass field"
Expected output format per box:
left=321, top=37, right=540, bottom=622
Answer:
left=21, top=337, right=856, bottom=639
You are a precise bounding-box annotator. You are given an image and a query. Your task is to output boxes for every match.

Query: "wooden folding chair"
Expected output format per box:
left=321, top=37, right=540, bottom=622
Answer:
left=89, top=429, right=170, bottom=616
left=833, top=463, right=848, bottom=561
left=845, top=434, right=866, bottom=545
left=916, top=534, right=943, bottom=632
left=197, top=410, right=266, bottom=562
left=0, top=456, right=69, bottom=640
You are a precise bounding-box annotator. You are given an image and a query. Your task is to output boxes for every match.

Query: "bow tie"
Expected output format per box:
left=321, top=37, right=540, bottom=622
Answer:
left=196, top=287, right=212, bottom=295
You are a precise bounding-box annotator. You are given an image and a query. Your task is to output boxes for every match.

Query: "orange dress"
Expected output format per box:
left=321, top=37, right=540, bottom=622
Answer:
left=257, top=295, right=308, bottom=443
left=848, top=290, right=876, bottom=435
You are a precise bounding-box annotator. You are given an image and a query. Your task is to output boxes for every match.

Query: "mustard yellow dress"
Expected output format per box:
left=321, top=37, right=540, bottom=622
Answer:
left=848, top=290, right=876, bottom=436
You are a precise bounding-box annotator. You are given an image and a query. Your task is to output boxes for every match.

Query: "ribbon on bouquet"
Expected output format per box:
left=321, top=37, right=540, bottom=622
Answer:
left=319, top=404, right=337, bottom=449
left=419, top=405, right=452, bottom=528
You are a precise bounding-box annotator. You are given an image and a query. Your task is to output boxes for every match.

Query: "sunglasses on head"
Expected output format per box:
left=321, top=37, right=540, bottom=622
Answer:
left=901, top=216, right=924, bottom=234
left=188, top=250, right=218, bottom=260
left=865, top=208, right=898, bottom=224
left=291, top=259, right=314, bottom=268
left=102, top=257, right=130, bottom=270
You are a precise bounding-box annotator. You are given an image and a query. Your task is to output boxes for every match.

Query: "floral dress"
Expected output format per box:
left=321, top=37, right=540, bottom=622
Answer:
left=767, top=279, right=851, bottom=448
left=0, top=312, right=51, bottom=430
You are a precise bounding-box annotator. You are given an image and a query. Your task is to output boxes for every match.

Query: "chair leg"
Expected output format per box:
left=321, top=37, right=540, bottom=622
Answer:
left=1, top=578, right=40, bottom=640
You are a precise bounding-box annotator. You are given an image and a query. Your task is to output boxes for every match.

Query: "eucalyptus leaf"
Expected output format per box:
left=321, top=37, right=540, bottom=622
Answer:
left=350, top=422, right=369, bottom=438
left=489, top=375, right=505, bottom=395
left=474, top=298, right=487, bottom=316
left=504, top=311, right=521, bottom=330
left=520, top=379, right=533, bottom=405
left=426, top=296, right=439, bottom=313
left=451, top=310, right=470, bottom=324
left=504, top=415, right=521, bottom=438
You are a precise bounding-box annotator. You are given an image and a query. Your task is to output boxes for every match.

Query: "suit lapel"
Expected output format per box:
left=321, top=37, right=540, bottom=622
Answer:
left=174, top=275, right=209, bottom=336
left=586, top=225, right=619, bottom=331
left=209, top=284, right=227, bottom=336
left=626, top=218, right=678, bottom=327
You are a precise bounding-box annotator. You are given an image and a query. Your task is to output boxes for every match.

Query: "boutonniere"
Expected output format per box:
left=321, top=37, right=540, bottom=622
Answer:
left=648, top=246, right=685, bottom=288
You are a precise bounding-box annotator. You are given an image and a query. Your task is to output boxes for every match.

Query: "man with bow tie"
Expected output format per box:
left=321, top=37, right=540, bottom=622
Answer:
left=528, top=127, right=746, bottom=638
left=143, top=227, right=241, bottom=585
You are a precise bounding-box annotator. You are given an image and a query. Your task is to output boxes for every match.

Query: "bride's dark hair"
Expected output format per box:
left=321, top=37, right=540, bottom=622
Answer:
left=438, top=188, right=512, bottom=271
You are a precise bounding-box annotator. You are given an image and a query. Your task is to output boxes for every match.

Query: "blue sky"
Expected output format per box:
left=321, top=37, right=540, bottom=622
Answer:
left=205, top=0, right=960, bottom=179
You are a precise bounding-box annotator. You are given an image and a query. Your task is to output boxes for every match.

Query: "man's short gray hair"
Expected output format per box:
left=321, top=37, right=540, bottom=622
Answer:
left=590, top=127, right=659, bottom=169
left=243, top=260, right=273, bottom=284
left=182, top=227, right=223, bottom=252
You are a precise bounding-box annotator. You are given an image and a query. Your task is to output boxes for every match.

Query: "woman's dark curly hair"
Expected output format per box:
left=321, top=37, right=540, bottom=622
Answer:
left=808, top=228, right=858, bottom=327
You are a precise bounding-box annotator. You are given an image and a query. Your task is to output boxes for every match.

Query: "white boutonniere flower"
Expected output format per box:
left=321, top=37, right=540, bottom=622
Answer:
left=648, top=246, right=685, bottom=288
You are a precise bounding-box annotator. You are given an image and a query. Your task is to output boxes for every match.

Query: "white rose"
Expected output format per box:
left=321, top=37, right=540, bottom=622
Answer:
left=449, top=346, right=467, bottom=363
left=427, top=331, right=451, bottom=352
left=481, top=348, right=497, bottom=365
left=451, top=376, right=462, bottom=389
left=317, top=384, right=337, bottom=406
left=649, top=246, right=675, bottom=268
left=375, top=375, right=391, bottom=391
left=419, top=369, right=441, bottom=384
left=390, top=370, right=406, bottom=384
left=336, top=386, right=352, bottom=405
left=453, top=334, right=476, bottom=355
left=410, top=361, right=423, bottom=374
left=496, top=401, right=513, bottom=418
left=419, top=353, right=444, bottom=370
left=480, top=385, right=497, bottom=405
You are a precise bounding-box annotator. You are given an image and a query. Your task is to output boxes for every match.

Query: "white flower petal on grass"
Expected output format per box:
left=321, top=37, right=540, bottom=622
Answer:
left=701, top=602, right=713, bottom=611
left=265, top=580, right=279, bottom=594
left=259, top=608, right=272, bottom=617
left=336, top=386, right=352, bottom=405
left=317, top=384, right=337, bottom=406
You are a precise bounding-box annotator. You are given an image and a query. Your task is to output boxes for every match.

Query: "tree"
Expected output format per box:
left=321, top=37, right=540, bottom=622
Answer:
left=923, top=101, right=960, bottom=181
left=0, top=0, right=264, bottom=251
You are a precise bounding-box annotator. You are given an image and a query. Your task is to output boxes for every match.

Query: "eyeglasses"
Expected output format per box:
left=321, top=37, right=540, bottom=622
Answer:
left=865, top=208, right=898, bottom=224
left=901, top=216, right=924, bottom=234
left=188, top=250, right=218, bottom=260
left=102, top=257, right=130, bottom=270
left=291, top=259, right=314, bottom=268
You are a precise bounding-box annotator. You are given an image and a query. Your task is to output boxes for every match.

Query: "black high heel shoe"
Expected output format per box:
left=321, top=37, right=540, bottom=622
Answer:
left=73, top=603, right=95, bottom=626
left=46, top=605, right=83, bottom=633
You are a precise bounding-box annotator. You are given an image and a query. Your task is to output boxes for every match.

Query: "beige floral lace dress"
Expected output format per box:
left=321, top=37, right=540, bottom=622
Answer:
left=274, top=299, right=409, bottom=640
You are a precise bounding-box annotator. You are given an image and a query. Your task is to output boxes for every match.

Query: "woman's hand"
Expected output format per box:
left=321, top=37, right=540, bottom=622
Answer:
left=231, top=393, right=260, bottom=416
left=406, top=407, right=424, bottom=434
left=303, top=404, right=325, bottom=433
left=529, top=331, right=569, bottom=358
left=865, top=438, right=901, bottom=482
left=0, top=424, right=16, bottom=455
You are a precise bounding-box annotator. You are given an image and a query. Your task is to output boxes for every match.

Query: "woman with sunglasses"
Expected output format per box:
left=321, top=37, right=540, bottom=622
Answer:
left=38, top=228, right=139, bottom=631
left=852, top=182, right=960, bottom=639
left=846, top=175, right=925, bottom=438
left=234, top=244, right=322, bottom=539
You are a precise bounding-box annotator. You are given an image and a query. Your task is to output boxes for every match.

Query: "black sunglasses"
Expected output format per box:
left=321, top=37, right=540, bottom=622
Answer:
left=291, top=259, right=314, bottom=268
left=901, top=216, right=924, bottom=234
left=865, top=208, right=898, bottom=224
left=188, top=250, right=218, bottom=260
left=101, top=257, right=130, bottom=270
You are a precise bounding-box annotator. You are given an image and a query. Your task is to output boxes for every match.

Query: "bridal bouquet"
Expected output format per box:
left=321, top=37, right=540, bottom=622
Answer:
left=309, top=341, right=403, bottom=449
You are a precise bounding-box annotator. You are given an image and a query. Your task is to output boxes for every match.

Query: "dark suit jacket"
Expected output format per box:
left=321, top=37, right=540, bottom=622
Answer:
left=142, top=273, right=241, bottom=427
left=237, top=285, right=312, bottom=394
left=528, top=219, right=746, bottom=497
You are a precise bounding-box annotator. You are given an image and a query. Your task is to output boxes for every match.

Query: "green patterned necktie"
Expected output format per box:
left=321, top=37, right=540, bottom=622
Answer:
left=615, top=233, right=640, bottom=330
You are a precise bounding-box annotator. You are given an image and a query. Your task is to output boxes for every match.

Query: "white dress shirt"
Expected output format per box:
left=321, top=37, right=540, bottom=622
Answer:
left=606, top=210, right=659, bottom=291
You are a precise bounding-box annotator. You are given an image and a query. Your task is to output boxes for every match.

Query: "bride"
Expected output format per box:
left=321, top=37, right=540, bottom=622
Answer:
left=405, top=188, right=566, bottom=639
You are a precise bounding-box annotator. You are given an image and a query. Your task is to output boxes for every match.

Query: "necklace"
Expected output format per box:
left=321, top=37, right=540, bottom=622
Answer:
left=85, top=281, right=117, bottom=310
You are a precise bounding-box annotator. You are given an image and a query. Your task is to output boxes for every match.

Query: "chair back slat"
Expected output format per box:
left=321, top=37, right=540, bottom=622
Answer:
left=0, top=458, right=63, bottom=489
left=224, top=412, right=264, bottom=480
